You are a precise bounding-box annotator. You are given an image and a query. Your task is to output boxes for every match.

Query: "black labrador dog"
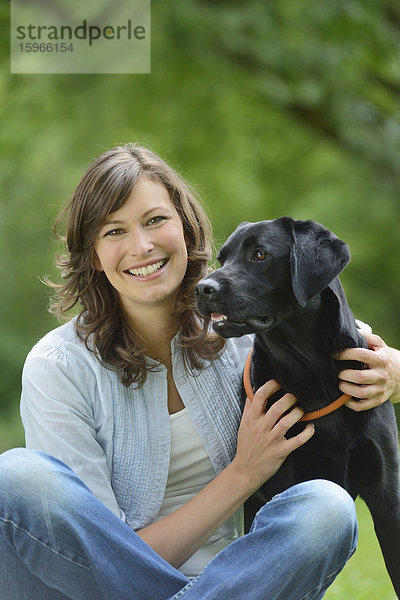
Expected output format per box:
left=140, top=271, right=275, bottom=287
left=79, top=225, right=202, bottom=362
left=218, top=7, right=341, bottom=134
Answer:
left=195, top=217, right=400, bottom=596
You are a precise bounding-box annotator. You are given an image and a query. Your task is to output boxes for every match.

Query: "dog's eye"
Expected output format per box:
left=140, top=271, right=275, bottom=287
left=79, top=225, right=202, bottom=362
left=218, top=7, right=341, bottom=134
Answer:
left=250, top=249, right=269, bottom=262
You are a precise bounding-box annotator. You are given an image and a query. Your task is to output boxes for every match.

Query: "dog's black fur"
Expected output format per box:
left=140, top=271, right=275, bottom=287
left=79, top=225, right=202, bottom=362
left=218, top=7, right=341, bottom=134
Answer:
left=195, top=217, right=400, bottom=596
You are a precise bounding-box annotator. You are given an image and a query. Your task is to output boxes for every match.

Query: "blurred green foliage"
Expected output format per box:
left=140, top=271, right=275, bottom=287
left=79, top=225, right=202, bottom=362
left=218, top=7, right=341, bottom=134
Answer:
left=1, top=0, right=400, bottom=450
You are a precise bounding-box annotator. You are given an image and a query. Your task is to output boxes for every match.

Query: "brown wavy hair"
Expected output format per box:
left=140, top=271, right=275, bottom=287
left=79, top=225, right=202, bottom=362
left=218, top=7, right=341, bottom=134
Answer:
left=47, top=143, right=225, bottom=386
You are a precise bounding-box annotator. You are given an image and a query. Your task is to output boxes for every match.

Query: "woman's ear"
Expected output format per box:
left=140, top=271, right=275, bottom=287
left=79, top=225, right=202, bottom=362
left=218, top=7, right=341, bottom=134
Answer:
left=92, top=251, right=104, bottom=272
left=184, top=232, right=192, bottom=251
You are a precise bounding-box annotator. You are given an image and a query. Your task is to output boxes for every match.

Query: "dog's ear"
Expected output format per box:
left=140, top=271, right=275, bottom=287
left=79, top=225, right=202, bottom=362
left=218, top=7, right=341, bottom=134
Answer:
left=290, top=221, right=350, bottom=307
left=237, top=221, right=251, bottom=228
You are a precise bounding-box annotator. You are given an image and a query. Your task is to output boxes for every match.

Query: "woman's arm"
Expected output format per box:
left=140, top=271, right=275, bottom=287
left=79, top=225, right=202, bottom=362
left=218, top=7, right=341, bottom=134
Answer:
left=137, top=381, right=315, bottom=568
left=337, top=332, right=400, bottom=411
left=21, top=350, right=124, bottom=518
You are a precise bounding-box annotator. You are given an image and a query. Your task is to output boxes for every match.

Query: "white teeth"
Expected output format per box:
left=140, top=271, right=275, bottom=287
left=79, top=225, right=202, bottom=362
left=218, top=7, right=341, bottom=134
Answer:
left=128, top=260, right=166, bottom=277
left=211, top=314, right=228, bottom=323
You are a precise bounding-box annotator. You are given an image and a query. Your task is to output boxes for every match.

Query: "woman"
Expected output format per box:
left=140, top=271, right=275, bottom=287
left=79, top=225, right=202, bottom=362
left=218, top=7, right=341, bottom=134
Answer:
left=0, top=144, right=399, bottom=600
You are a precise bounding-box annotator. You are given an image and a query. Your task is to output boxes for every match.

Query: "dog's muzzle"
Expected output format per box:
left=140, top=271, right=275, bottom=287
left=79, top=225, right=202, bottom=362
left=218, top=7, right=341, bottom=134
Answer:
left=195, top=278, right=275, bottom=336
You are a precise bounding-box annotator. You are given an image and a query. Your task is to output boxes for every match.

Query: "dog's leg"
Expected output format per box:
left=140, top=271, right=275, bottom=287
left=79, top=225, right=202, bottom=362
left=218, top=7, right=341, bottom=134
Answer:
left=363, top=476, right=400, bottom=599
left=353, top=428, right=400, bottom=598
left=370, top=503, right=400, bottom=598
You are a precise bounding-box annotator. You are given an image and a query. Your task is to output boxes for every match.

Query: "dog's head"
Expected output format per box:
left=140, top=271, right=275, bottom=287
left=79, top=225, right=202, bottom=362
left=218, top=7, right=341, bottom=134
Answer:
left=195, top=217, right=350, bottom=338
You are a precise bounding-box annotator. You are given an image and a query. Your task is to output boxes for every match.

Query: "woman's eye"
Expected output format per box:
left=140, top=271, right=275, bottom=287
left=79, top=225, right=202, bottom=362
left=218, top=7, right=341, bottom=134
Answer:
left=104, top=228, right=125, bottom=237
left=250, top=249, right=269, bottom=262
left=146, top=216, right=165, bottom=226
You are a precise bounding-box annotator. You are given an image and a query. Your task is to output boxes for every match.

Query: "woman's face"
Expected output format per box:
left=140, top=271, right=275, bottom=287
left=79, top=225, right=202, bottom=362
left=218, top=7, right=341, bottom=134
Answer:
left=94, top=176, right=188, bottom=319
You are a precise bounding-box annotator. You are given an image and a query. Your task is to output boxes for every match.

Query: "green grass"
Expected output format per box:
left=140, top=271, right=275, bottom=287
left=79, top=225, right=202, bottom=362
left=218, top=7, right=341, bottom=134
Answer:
left=325, top=498, right=396, bottom=599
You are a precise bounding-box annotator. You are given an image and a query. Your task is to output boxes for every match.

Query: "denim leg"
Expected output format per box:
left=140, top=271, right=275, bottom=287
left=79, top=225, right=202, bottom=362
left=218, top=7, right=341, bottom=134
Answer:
left=0, top=448, right=188, bottom=600
left=0, top=542, right=70, bottom=600
left=172, top=479, right=358, bottom=600
left=0, top=449, right=357, bottom=600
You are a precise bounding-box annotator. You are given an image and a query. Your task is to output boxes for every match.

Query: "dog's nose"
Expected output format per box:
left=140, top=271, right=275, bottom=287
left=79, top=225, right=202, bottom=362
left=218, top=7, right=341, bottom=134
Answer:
left=195, top=279, right=221, bottom=297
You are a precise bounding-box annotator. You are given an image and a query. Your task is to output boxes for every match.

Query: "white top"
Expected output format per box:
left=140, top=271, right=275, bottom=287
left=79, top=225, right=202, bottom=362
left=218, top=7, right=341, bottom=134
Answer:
left=155, top=408, right=240, bottom=577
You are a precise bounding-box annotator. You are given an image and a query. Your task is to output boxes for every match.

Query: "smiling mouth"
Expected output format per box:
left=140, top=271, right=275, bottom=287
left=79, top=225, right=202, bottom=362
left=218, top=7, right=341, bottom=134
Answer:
left=125, top=259, right=168, bottom=278
left=210, top=313, right=275, bottom=331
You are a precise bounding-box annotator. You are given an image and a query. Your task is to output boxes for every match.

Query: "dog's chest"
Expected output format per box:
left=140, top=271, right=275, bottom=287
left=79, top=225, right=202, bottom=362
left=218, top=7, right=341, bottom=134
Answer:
left=251, top=343, right=339, bottom=412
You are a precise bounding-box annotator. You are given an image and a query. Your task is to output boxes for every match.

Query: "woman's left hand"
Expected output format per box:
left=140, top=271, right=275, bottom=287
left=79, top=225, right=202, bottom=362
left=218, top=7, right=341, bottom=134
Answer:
left=336, top=332, right=400, bottom=411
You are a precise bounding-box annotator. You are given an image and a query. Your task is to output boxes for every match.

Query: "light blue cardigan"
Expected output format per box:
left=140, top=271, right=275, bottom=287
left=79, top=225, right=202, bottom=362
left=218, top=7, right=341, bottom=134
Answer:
left=20, top=318, right=253, bottom=533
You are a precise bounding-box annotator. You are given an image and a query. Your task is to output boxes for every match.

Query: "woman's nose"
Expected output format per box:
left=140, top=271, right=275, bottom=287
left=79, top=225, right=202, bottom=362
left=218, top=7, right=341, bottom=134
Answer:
left=127, top=230, right=155, bottom=256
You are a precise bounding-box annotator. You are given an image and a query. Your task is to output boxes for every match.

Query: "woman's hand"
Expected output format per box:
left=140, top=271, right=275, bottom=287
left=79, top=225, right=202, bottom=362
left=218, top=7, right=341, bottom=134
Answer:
left=230, top=380, right=315, bottom=494
left=337, top=332, right=400, bottom=412
left=137, top=380, right=314, bottom=568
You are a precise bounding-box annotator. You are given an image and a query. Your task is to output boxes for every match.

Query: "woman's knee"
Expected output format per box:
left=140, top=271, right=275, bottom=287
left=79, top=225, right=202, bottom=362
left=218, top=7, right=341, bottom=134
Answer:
left=256, top=479, right=358, bottom=558
left=1, top=448, right=53, bottom=484
left=0, top=448, right=69, bottom=509
left=287, top=479, right=358, bottom=555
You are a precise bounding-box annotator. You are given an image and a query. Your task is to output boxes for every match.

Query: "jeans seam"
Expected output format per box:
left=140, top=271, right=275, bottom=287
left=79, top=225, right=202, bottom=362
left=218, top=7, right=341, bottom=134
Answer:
left=169, top=576, right=198, bottom=599
left=42, top=486, right=57, bottom=551
left=0, top=517, right=91, bottom=570
left=249, top=511, right=259, bottom=533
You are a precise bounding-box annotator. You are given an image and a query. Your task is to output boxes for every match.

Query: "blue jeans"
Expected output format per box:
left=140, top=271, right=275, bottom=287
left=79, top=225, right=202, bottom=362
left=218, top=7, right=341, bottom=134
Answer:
left=0, top=449, right=357, bottom=600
